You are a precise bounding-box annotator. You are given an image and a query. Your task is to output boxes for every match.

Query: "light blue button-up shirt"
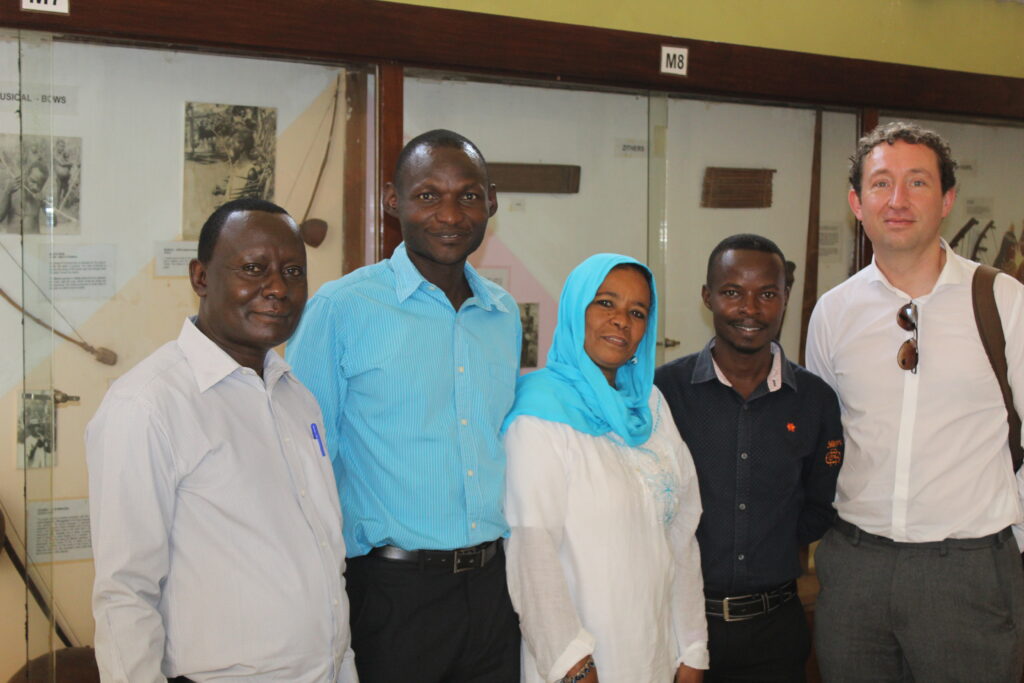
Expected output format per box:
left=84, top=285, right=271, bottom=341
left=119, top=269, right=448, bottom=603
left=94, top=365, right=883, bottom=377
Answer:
left=287, top=243, right=521, bottom=556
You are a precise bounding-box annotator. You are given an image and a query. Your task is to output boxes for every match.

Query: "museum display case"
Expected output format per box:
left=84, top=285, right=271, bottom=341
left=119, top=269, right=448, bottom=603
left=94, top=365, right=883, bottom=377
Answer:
left=0, top=3, right=1020, bottom=679
left=0, top=28, right=378, bottom=680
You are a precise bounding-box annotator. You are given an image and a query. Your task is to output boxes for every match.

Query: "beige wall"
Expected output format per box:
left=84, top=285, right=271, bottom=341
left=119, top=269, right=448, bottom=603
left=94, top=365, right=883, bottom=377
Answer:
left=392, top=0, right=1024, bottom=78
left=0, top=39, right=348, bottom=680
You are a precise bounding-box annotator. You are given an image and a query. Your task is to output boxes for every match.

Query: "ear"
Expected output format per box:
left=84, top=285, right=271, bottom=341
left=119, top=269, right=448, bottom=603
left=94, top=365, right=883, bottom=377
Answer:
left=487, top=183, right=498, bottom=217
left=941, top=186, right=956, bottom=218
left=701, top=284, right=712, bottom=311
left=848, top=188, right=864, bottom=222
left=189, top=258, right=207, bottom=297
left=382, top=182, right=399, bottom=218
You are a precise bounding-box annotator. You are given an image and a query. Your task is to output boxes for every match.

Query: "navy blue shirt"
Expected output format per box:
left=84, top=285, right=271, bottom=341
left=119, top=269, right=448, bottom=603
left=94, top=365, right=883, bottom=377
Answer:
left=655, top=341, right=843, bottom=594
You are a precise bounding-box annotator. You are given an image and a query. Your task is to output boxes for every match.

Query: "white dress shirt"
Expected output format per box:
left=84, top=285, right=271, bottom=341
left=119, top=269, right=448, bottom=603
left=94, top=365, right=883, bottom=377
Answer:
left=807, top=242, right=1024, bottom=544
left=87, top=318, right=357, bottom=682
left=504, top=389, right=708, bottom=683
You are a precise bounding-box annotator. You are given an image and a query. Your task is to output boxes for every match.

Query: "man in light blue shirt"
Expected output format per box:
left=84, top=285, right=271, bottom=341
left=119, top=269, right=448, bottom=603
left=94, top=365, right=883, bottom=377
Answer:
left=287, top=129, right=521, bottom=683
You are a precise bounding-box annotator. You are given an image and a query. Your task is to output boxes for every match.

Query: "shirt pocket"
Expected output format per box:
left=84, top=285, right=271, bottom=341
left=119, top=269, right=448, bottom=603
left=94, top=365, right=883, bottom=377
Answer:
left=487, top=360, right=517, bottom=416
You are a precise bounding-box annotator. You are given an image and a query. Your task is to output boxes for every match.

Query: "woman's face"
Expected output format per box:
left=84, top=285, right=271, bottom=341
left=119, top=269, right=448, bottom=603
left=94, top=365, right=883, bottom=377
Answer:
left=583, top=265, right=651, bottom=386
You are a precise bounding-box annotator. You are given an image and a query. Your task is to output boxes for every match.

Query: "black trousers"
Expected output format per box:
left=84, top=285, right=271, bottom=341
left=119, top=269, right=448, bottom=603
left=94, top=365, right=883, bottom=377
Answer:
left=705, top=594, right=810, bottom=683
left=345, top=543, right=521, bottom=683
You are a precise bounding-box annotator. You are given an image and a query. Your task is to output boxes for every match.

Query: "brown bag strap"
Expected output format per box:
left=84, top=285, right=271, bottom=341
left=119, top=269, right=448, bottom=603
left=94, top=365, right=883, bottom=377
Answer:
left=972, top=264, right=1023, bottom=472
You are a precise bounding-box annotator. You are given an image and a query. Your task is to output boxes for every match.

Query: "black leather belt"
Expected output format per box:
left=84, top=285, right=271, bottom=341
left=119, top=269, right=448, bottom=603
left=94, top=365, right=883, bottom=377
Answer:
left=368, top=539, right=501, bottom=573
left=834, top=517, right=1013, bottom=549
left=705, top=580, right=798, bottom=622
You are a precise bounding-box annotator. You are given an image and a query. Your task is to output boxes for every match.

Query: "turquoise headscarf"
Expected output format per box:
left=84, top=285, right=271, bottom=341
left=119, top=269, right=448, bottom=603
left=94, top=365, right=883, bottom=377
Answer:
left=503, top=253, right=658, bottom=447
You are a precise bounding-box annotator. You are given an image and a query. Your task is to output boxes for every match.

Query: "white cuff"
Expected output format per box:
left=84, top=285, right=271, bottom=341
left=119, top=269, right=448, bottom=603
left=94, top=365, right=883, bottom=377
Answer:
left=548, top=628, right=596, bottom=682
left=675, top=639, right=709, bottom=671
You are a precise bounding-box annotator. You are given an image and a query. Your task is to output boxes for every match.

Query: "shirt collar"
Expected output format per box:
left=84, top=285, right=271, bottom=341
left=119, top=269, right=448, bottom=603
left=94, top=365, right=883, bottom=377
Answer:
left=389, top=241, right=509, bottom=313
left=866, top=238, right=967, bottom=297
left=692, top=338, right=796, bottom=393
left=177, top=316, right=291, bottom=393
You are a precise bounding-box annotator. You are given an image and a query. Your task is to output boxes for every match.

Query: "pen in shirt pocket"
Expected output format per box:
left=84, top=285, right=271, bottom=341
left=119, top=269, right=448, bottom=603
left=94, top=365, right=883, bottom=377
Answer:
left=311, top=423, right=327, bottom=457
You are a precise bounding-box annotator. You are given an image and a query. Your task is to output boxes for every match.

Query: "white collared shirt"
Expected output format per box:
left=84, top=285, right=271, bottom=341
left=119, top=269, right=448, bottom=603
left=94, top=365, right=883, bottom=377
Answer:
left=87, top=318, right=357, bottom=682
left=710, top=340, right=785, bottom=393
left=807, top=242, right=1024, bottom=543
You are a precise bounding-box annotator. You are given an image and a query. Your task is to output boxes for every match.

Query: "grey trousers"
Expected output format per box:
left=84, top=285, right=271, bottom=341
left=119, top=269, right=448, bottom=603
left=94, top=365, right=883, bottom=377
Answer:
left=814, top=521, right=1024, bottom=683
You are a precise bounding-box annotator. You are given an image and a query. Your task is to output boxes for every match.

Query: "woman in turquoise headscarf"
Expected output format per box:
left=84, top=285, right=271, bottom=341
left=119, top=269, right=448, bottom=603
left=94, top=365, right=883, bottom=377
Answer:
left=504, top=254, right=708, bottom=683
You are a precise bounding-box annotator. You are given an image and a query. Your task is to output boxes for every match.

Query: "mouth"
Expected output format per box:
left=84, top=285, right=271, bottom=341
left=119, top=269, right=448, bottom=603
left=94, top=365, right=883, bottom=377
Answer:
left=430, top=231, right=470, bottom=242
left=883, top=216, right=915, bottom=227
left=600, top=334, right=629, bottom=347
left=251, top=310, right=291, bottom=320
left=730, top=321, right=766, bottom=334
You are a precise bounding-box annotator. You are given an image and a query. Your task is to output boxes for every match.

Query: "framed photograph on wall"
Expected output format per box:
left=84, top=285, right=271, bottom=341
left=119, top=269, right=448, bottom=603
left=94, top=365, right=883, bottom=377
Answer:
left=17, top=391, right=55, bottom=469
left=182, top=102, right=277, bottom=239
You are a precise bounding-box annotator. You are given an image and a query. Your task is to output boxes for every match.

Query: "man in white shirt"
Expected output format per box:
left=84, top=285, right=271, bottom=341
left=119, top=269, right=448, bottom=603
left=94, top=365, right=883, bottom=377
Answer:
left=806, top=122, right=1024, bottom=681
left=87, top=198, right=357, bottom=682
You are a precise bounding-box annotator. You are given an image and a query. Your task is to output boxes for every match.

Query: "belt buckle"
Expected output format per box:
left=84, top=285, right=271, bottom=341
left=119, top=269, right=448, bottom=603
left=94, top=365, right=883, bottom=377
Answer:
left=453, top=547, right=480, bottom=574
left=722, top=596, right=737, bottom=622
left=721, top=593, right=763, bottom=622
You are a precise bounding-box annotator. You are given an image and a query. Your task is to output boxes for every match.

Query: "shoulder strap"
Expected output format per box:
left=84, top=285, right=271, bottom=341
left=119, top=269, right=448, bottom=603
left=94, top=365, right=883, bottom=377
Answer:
left=972, top=264, right=1023, bottom=472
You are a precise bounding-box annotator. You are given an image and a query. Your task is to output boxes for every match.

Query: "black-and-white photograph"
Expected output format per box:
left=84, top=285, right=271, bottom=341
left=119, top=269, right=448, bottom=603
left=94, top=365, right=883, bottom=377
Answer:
left=519, top=302, right=539, bottom=369
left=18, top=391, right=55, bottom=469
left=182, top=102, right=277, bottom=239
left=0, top=133, right=82, bottom=235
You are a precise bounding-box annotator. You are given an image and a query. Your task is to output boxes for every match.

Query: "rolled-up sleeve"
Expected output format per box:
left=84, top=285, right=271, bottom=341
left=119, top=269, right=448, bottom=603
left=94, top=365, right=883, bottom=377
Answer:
left=665, top=421, right=709, bottom=670
left=504, top=416, right=595, bottom=682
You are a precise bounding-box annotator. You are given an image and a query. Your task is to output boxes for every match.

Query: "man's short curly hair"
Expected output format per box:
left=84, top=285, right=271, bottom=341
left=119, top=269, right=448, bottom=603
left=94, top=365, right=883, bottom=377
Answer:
left=849, top=121, right=957, bottom=197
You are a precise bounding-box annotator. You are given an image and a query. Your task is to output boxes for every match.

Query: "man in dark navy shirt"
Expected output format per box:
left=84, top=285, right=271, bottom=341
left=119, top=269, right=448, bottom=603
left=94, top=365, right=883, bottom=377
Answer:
left=655, top=233, right=843, bottom=683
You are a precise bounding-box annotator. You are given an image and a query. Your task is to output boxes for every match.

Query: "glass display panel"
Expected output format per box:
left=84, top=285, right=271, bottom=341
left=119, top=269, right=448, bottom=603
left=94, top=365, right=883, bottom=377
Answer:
left=405, top=75, right=651, bottom=369
left=0, top=32, right=373, bottom=680
left=879, top=114, right=1024, bottom=278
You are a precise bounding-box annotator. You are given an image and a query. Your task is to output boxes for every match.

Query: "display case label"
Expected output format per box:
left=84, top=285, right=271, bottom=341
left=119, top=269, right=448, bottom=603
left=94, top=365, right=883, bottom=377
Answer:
left=660, top=46, right=689, bottom=76
left=22, top=0, right=69, bottom=14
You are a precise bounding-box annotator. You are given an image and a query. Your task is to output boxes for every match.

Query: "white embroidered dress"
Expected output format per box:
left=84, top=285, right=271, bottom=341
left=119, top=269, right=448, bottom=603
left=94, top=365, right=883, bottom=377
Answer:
left=505, top=387, right=708, bottom=683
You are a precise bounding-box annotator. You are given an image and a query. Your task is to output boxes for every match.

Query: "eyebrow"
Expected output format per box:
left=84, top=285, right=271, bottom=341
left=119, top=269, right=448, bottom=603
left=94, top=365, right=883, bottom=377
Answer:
left=593, top=290, right=650, bottom=309
left=717, top=281, right=781, bottom=289
left=409, top=177, right=485, bottom=191
left=867, top=166, right=935, bottom=177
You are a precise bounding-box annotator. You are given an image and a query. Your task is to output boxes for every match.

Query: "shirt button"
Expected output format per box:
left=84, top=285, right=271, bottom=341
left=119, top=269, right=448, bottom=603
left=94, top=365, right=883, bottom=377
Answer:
left=460, top=418, right=468, bottom=426
left=333, top=599, right=339, bottom=606
left=740, top=452, right=748, bottom=460
left=471, top=522, right=477, bottom=529
left=458, top=366, right=465, bottom=373
left=737, top=554, right=745, bottom=561
left=300, top=489, right=307, bottom=497
left=320, top=541, right=327, bottom=548
left=742, top=405, right=749, bottom=411
left=738, top=503, right=746, bottom=510
left=428, top=285, right=436, bottom=291
left=467, top=469, right=474, bottom=477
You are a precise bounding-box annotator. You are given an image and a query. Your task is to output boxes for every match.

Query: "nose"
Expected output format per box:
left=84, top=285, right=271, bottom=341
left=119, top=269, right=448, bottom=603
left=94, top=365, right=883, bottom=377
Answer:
left=738, top=292, right=760, bottom=315
left=609, top=307, right=630, bottom=329
left=262, top=269, right=287, bottom=298
left=888, top=182, right=909, bottom=209
left=435, top=196, right=460, bottom=225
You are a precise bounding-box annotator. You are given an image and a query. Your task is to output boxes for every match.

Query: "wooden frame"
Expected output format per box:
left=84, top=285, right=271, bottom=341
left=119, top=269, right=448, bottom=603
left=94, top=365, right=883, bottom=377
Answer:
left=3, top=0, right=1019, bottom=266
left=2, top=1, right=1020, bottom=120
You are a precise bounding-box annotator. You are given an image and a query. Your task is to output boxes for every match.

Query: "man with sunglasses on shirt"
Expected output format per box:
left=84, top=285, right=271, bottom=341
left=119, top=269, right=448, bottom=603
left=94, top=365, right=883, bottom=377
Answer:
left=806, top=122, right=1024, bottom=682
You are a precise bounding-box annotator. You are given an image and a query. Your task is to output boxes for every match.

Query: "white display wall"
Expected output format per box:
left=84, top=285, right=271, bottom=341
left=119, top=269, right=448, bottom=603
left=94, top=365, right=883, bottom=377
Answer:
left=0, top=34, right=357, bottom=678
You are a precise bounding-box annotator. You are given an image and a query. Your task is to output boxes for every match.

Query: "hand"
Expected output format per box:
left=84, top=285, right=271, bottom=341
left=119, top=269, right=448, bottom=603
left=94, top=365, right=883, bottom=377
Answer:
left=4, top=175, right=20, bottom=196
left=563, top=655, right=598, bottom=682
left=674, top=663, right=703, bottom=683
